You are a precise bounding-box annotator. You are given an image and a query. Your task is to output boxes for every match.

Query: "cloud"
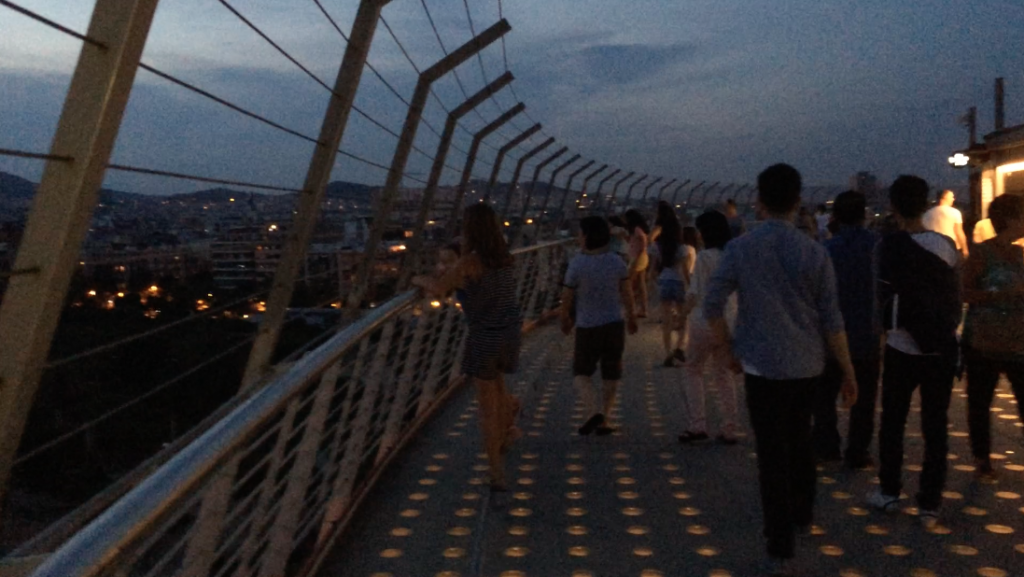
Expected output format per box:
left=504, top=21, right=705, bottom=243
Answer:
left=577, top=43, right=700, bottom=86
left=3, top=0, right=1024, bottom=195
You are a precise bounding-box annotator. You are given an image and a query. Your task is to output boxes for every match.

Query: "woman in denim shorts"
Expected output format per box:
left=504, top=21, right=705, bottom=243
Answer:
left=651, top=202, right=695, bottom=366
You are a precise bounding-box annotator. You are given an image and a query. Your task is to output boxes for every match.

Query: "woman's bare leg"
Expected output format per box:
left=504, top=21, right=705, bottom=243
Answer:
left=661, top=300, right=675, bottom=357
left=674, top=302, right=688, bottom=353
left=635, top=272, right=648, bottom=316
left=475, top=378, right=506, bottom=487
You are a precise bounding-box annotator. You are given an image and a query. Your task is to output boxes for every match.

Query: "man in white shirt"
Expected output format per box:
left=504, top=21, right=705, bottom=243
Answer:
left=922, top=189, right=968, bottom=257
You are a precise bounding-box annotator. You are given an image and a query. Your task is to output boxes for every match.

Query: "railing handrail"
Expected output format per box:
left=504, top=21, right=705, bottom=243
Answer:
left=29, top=239, right=571, bottom=577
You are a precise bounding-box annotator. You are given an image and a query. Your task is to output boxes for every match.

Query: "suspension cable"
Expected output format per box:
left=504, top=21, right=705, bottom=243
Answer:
left=19, top=293, right=343, bottom=465
left=0, top=148, right=72, bottom=162
left=0, top=0, right=106, bottom=48
left=313, top=2, right=484, bottom=177
left=373, top=13, right=495, bottom=166
left=105, top=164, right=305, bottom=193
left=45, top=268, right=339, bottom=369
left=16, top=337, right=256, bottom=466
left=418, top=0, right=510, bottom=156
left=138, top=64, right=321, bottom=145
left=461, top=0, right=526, bottom=137
left=215, top=0, right=462, bottom=177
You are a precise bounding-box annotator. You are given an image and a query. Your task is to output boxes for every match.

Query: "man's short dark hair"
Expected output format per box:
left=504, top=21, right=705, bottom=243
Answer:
left=579, top=216, right=611, bottom=250
left=889, top=175, right=930, bottom=219
left=757, top=163, right=802, bottom=214
left=832, top=190, right=866, bottom=226
left=988, top=194, right=1024, bottom=234
left=937, top=189, right=953, bottom=201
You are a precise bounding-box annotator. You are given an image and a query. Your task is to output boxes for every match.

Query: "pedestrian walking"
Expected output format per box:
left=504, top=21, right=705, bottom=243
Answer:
left=624, top=209, right=651, bottom=317
left=650, top=202, right=694, bottom=367
left=962, top=194, right=1024, bottom=480
left=678, top=210, right=741, bottom=445
left=867, top=175, right=962, bottom=529
left=560, top=216, right=639, bottom=436
left=703, top=163, right=857, bottom=576
left=812, top=191, right=882, bottom=468
left=923, top=189, right=969, bottom=258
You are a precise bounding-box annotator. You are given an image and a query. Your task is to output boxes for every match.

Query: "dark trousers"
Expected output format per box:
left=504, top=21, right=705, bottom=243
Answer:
left=812, top=357, right=881, bottom=460
left=745, top=374, right=818, bottom=560
left=878, top=346, right=955, bottom=511
left=965, top=354, right=1024, bottom=460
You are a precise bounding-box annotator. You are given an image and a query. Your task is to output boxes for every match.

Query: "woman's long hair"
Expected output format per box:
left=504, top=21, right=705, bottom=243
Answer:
left=462, top=203, right=513, bottom=269
left=654, top=203, right=682, bottom=270
left=624, top=209, right=649, bottom=235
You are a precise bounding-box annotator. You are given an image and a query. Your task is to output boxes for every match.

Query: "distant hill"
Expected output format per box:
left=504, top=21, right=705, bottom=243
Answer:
left=0, top=171, right=147, bottom=206
left=326, top=181, right=374, bottom=201
left=171, top=187, right=249, bottom=203
left=0, top=172, right=35, bottom=201
left=0, top=171, right=376, bottom=205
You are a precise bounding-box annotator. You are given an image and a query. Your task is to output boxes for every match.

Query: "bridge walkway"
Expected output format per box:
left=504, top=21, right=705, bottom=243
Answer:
left=319, top=320, right=1024, bottom=577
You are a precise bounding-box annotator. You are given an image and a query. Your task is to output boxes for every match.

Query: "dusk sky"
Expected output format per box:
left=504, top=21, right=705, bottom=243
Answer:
left=2, top=0, right=1023, bottom=195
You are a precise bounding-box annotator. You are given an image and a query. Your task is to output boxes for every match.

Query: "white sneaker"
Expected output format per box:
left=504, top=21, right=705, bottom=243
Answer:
left=919, top=509, right=939, bottom=529
left=866, top=489, right=902, bottom=513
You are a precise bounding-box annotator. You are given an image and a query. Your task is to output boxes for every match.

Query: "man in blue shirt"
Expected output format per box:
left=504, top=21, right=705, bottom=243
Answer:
left=813, top=191, right=882, bottom=469
left=703, top=164, right=857, bottom=575
left=560, top=216, right=638, bottom=436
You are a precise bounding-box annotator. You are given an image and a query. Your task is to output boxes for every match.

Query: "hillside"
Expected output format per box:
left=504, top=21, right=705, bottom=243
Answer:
left=0, top=171, right=376, bottom=206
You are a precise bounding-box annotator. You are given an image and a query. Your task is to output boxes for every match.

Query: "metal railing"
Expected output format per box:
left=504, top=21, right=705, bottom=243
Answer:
left=28, top=239, right=573, bottom=577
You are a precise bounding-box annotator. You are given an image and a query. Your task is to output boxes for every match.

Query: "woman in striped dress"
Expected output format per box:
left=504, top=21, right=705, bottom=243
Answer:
left=412, top=204, right=523, bottom=491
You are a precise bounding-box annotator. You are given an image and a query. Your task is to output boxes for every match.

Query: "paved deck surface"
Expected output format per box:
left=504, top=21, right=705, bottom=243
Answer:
left=321, top=319, right=1024, bottom=577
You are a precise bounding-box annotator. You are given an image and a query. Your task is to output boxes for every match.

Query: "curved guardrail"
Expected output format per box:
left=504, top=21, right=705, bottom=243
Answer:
left=29, top=239, right=573, bottom=577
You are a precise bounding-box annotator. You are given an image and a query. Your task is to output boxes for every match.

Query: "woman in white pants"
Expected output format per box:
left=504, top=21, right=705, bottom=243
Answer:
left=678, top=210, right=742, bottom=445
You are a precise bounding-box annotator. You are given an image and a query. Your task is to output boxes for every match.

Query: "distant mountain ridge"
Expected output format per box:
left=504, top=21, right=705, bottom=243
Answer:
left=0, top=171, right=376, bottom=204
left=0, top=172, right=35, bottom=200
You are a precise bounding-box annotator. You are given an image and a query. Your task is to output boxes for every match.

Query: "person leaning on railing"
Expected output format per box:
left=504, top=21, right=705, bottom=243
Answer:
left=412, top=203, right=523, bottom=492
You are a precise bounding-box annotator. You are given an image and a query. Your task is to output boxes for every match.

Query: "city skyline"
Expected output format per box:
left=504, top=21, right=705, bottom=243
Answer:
left=1, top=0, right=1023, bottom=195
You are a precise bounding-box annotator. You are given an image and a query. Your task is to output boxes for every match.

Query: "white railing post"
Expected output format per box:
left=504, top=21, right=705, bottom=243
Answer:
left=316, top=320, right=397, bottom=535
left=255, top=360, right=345, bottom=577
left=376, top=309, right=433, bottom=463
left=181, top=455, right=243, bottom=576
left=416, top=305, right=460, bottom=415
left=0, top=0, right=160, bottom=514
left=523, top=247, right=548, bottom=319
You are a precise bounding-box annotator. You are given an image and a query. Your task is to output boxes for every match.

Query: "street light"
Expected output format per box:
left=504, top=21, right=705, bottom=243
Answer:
left=948, top=153, right=970, bottom=168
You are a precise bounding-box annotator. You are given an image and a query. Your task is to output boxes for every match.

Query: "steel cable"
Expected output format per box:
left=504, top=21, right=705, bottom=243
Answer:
left=20, top=294, right=342, bottom=465
left=0, top=0, right=106, bottom=48
left=216, top=0, right=456, bottom=180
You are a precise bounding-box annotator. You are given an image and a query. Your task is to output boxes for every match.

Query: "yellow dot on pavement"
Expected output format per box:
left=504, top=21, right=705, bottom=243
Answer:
left=865, top=525, right=889, bottom=535
left=986, top=525, right=1014, bottom=534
